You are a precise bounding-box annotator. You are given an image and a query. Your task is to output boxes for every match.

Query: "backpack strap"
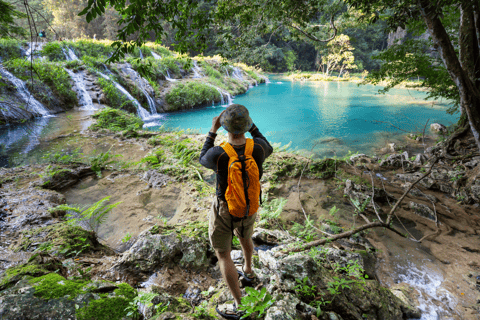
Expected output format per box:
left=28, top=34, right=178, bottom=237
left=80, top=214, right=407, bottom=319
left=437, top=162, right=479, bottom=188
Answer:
left=219, top=141, right=237, bottom=158
left=244, top=138, right=254, bottom=157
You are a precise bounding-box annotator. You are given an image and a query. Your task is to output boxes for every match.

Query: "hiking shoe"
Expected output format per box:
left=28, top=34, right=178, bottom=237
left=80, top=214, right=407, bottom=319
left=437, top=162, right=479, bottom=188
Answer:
left=216, top=302, right=245, bottom=320
left=236, top=265, right=257, bottom=287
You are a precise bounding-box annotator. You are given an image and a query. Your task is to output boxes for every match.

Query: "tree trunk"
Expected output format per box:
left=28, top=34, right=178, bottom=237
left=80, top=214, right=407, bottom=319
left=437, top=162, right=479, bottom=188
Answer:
left=418, top=0, right=480, bottom=152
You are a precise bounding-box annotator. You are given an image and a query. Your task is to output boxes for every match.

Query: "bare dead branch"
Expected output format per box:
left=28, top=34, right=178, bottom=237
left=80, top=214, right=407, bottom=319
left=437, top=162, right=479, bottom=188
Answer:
left=290, top=14, right=337, bottom=43
left=275, top=157, right=439, bottom=256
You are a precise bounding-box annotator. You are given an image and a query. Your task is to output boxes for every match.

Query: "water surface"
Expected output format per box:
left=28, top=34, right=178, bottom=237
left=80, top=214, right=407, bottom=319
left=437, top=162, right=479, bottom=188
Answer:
left=154, top=77, right=457, bottom=157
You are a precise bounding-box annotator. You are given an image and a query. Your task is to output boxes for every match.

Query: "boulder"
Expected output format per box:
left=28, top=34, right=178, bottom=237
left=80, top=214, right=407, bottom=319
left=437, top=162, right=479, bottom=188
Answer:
left=142, top=170, right=171, bottom=189
left=252, top=228, right=298, bottom=245
left=390, top=283, right=422, bottom=319
left=380, top=153, right=412, bottom=168
left=430, top=123, right=446, bottom=133
left=39, top=166, right=94, bottom=191
left=409, top=202, right=436, bottom=221
left=413, top=154, right=428, bottom=166
left=114, top=225, right=211, bottom=275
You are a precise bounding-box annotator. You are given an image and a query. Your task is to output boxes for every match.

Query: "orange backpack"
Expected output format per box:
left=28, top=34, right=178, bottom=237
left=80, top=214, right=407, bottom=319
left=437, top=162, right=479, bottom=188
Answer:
left=220, top=139, right=261, bottom=218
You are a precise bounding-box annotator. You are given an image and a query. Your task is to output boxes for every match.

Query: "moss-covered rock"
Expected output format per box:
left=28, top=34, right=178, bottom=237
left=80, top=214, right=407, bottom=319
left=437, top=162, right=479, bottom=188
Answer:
left=0, top=272, right=136, bottom=320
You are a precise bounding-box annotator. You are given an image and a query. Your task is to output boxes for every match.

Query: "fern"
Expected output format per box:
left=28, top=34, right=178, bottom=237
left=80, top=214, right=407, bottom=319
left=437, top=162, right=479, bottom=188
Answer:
left=53, top=196, right=121, bottom=234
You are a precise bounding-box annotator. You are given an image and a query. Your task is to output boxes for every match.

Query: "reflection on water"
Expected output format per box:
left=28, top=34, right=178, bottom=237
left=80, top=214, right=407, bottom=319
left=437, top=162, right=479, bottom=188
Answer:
left=152, top=77, right=458, bottom=158
left=0, top=111, right=93, bottom=167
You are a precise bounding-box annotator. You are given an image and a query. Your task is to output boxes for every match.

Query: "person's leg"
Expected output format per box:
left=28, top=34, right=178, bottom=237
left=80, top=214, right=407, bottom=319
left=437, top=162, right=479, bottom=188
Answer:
left=238, top=236, right=254, bottom=274
left=216, top=250, right=242, bottom=306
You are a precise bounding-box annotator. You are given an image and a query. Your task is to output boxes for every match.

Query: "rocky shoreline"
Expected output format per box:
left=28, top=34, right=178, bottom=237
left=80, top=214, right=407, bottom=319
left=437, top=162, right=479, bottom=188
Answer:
left=1, top=117, right=480, bottom=319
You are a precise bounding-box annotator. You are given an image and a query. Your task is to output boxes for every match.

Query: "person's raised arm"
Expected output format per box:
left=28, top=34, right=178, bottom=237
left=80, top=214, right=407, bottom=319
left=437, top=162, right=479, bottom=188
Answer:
left=199, top=111, right=225, bottom=169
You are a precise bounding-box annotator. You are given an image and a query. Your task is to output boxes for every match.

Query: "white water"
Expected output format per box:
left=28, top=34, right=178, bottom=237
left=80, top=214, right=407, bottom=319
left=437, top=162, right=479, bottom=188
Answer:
left=66, top=47, right=78, bottom=61
left=25, top=42, right=44, bottom=59
left=126, top=67, right=160, bottom=116
left=164, top=69, right=176, bottom=82
left=0, top=67, right=50, bottom=117
left=139, top=49, right=143, bottom=59
left=192, top=60, right=202, bottom=78
left=393, top=262, right=457, bottom=319
left=65, top=69, right=95, bottom=110
left=232, top=67, right=244, bottom=81
left=97, top=72, right=151, bottom=120
left=224, top=92, right=233, bottom=106
left=151, top=52, right=162, bottom=60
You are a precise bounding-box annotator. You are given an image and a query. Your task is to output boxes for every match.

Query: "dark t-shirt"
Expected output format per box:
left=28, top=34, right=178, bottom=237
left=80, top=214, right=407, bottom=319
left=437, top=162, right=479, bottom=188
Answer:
left=199, top=124, right=273, bottom=201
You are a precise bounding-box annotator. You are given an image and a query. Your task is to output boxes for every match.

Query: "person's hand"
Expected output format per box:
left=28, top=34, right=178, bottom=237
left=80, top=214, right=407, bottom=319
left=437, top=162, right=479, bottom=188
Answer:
left=210, top=110, right=225, bottom=133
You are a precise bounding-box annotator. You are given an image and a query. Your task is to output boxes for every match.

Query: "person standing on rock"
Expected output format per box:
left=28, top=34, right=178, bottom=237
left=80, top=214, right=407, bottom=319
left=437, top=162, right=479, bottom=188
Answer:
left=199, top=104, right=273, bottom=319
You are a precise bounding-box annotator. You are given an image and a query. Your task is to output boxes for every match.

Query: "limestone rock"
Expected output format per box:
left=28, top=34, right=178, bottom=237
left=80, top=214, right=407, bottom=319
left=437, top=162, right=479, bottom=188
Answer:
left=39, top=166, right=94, bottom=191
left=409, top=202, right=436, bottom=221
left=265, top=292, right=300, bottom=320
left=430, top=123, right=446, bottom=133
left=142, top=170, right=171, bottom=189
left=252, top=228, right=298, bottom=245
left=114, top=226, right=211, bottom=274
left=413, top=154, right=428, bottom=166
left=380, top=153, right=412, bottom=168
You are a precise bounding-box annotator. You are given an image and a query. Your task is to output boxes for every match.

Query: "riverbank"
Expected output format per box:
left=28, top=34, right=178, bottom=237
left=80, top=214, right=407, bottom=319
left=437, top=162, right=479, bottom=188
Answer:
left=1, top=110, right=479, bottom=319
left=0, top=39, right=265, bottom=124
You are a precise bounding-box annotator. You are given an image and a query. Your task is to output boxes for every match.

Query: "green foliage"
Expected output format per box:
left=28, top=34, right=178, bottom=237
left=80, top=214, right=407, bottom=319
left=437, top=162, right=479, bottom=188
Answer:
left=4, top=58, right=77, bottom=107
left=53, top=196, right=121, bottom=234
left=172, top=142, right=199, bottom=167
left=166, top=81, right=220, bottom=110
left=96, top=76, right=137, bottom=111
left=258, top=196, right=287, bottom=227
left=90, top=107, right=144, bottom=132
left=41, top=42, right=65, bottom=61
left=350, top=197, right=369, bottom=213
left=365, top=38, right=459, bottom=114
left=67, top=39, right=115, bottom=58
left=193, top=300, right=210, bottom=318
left=0, top=38, right=25, bottom=61
left=88, top=148, right=122, bottom=177
left=41, top=148, right=83, bottom=164
left=294, top=277, right=317, bottom=300
left=290, top=215, right=317, bottom=241
left=125, top=291, right=165, bottom=319
left=29, top=273, right=87, bottom=300
left=121, top=233, right=132, bottom=243
left=238, top=287, right=275, bottom=318
left=327, top=276, right=356, bottom=295
left=0, top=0, right=26, bottom=38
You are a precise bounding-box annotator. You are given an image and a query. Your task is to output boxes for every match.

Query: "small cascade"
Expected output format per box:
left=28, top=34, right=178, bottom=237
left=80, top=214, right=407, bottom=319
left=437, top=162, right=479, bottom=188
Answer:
left=62, top=47, right=78, bottom=61
left=139, top=48, right=143, bottom=59
left=192, top=60, right=202, bottom=78
left=65, top=69, right=95, bottom=110
left=225, top=69, right=230, bottom=77
left=264, top=76, right=271, bottom=84
left=164, top=69, right=176, bottom=82
left=151, top=52, right=162, bottom=60
left=126, top=67, right=158, bottom=115
left=67, top=47, right=78, bottom=61
left=232, top=67, right=244, bottom=81
left=97, top=72, right=151, bottom=120
left=0, top=67, right=50, bottom=116
left=25, top=42, right=44, bottom=59
left=254, top=80, right=258, bottom=87
left=224, top=92, right=233, bottom=106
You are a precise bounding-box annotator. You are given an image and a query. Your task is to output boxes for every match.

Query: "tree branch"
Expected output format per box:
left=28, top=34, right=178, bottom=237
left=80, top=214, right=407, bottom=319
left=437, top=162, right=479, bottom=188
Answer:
left=275, top=157, right=439, bottom=256
left=290, top=14, right=337, bottom=43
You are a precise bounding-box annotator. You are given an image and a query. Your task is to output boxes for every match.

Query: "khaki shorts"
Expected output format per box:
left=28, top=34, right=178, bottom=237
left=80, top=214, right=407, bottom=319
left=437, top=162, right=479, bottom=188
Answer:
left=208, top=198, right=257, bottom=253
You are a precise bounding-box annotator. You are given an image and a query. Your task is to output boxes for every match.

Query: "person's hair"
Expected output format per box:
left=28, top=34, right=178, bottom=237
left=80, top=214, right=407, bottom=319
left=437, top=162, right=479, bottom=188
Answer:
left=230, top=132, right=245, bottom=139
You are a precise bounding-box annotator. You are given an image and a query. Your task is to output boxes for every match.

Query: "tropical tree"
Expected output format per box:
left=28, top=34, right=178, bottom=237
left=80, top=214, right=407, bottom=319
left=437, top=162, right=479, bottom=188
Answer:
left=317, top=34, right=355, bottom=77
left=0, top=0, right=25, bottom=38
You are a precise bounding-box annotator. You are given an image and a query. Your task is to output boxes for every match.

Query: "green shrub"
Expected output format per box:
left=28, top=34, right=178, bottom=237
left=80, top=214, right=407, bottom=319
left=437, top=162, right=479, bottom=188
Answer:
left=97, top=76, right=136, bottom=111
left=66, top=39, right=114, bottom=58
left=0, top=38, right=26, bottom=61
left=82, top=56, right=108, bottom=70
left=166, top=81, right=220, bottom=110
left=146, top=44, right=173, bottom=58
left=41, top=42, right=65, bottom=61
left=90, top=107, right=144, bottom=132
left=132, top=46, right=152, bottom=58
left=201, top=62, right=222, bottom=79
left=159, top=56, right=181, bottom=76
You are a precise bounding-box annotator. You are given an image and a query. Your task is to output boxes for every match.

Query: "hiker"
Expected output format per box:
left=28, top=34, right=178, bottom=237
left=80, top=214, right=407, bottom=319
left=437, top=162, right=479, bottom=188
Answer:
left=199, top=104, right=273, bottom=319
left=39, top=30, right=46, bottom=42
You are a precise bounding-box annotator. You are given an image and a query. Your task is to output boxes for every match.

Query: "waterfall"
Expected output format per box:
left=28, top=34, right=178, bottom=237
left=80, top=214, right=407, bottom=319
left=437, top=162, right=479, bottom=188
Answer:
left=192, top=60, right=202, bottom=78
left=97, top=72, right=151, bottom=120
left=25, top=42, right=44, bottom=59
left=164, top=69, right=176, bottom=82
left=225, top=92, right=233, bottom=106
left=65, top=69, right=95, bottom=110
left=0, top=67, right=50, bottom=117
left=67, top=47, right=78, bottom=61
left=126, top=67, right=158, bottom=115
left=151, top=52, right=162, bottom=60
left=264, top=76, right=271, bottom=84
left=254, top=80, right=258, bottom=87
left=62, top=47, right=78, bottom=61
left=232, top=67, right=244, bottom=81
left=139, top=49, right=143, bottom=59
